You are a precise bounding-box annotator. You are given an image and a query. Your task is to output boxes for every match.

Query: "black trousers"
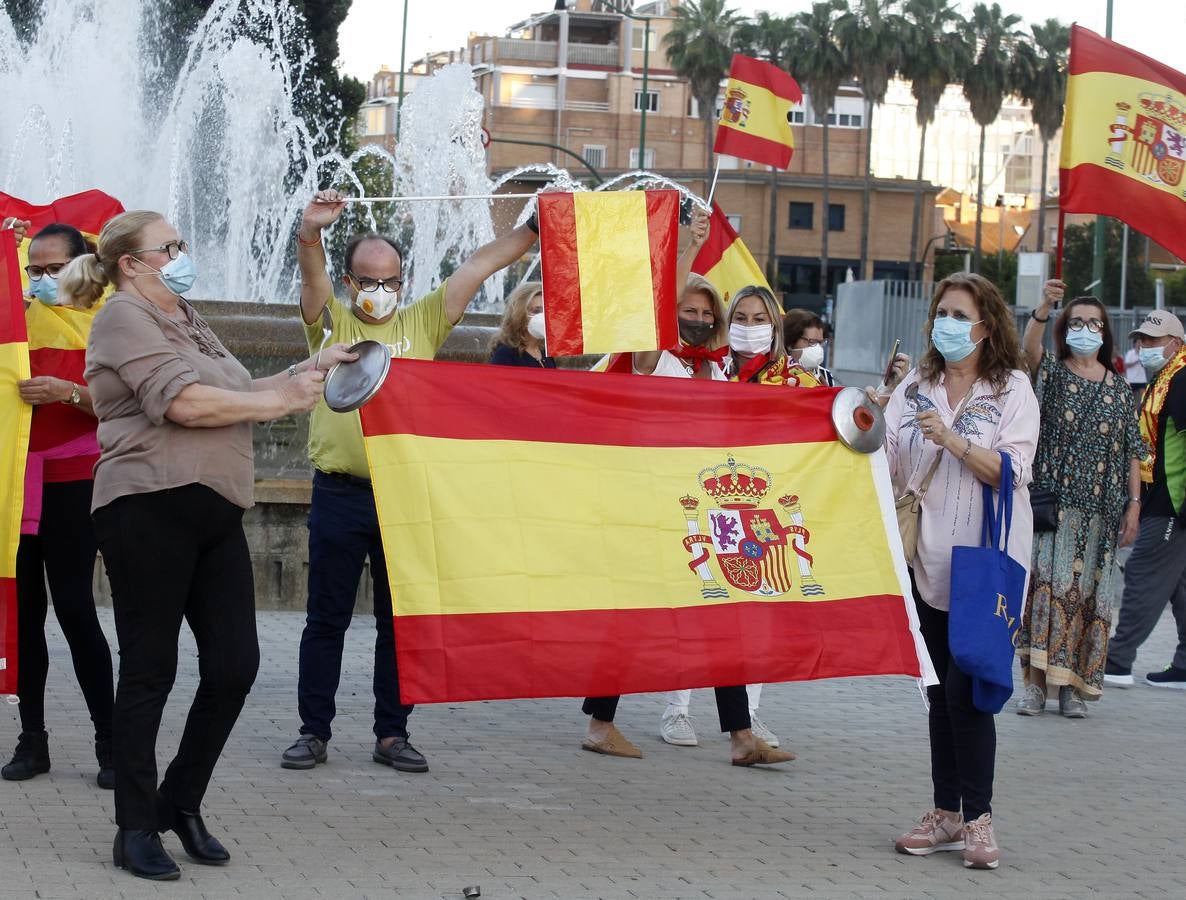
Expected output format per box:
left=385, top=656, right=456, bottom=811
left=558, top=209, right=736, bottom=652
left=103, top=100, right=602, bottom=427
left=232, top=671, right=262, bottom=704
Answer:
left=914, top=592, right=996, bottom=821
left=15, top=479, right=113, bottom=740
left=93, top=485, right=259, bottom=830
left=582, top=687, right=751, bottom=733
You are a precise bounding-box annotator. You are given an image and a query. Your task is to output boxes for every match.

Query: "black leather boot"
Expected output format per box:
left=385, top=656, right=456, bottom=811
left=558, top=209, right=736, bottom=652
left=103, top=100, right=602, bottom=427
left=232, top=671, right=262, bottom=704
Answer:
left=169, top=807, right=230, bottom=865
left=1, top=731, right=50, bottom=781
left=112, top=829, right=180, bottom=880
left=95, top=739, right=115, bottom=790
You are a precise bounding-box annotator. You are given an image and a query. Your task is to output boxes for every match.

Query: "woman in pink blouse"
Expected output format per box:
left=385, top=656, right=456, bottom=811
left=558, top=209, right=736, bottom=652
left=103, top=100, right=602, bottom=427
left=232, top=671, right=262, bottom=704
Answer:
left=880, top=273, right=1039, bottom=871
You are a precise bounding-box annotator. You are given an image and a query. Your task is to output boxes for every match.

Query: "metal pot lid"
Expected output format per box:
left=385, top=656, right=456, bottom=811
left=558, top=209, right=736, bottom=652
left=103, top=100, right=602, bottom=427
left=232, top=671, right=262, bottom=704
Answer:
left=323, top=340, right=392, bottom=413
left=831, top=386, right=886, bottom=454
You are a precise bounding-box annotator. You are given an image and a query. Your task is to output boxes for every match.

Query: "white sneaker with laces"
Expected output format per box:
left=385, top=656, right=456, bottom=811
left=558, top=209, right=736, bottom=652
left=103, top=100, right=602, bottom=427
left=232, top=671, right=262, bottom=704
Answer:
left=659, top=709, right=698, bottom=746
left=748, top=712, right=780, bottom=748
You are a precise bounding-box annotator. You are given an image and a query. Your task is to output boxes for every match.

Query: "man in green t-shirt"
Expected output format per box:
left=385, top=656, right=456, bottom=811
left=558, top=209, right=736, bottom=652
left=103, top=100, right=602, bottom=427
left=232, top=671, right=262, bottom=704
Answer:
left=281, top=189, right=538, bottom=773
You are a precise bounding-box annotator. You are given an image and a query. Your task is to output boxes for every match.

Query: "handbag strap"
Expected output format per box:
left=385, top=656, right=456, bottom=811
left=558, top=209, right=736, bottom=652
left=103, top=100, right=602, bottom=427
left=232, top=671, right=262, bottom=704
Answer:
left=913, top=383, right=977, bottom=498
left=980, top=452, right=1015, bottom=551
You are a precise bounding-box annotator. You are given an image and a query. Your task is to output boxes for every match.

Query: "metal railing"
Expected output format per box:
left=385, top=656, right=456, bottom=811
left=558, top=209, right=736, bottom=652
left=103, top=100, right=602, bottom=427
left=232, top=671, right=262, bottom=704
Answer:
left=490, top=38, right=620, bottom=67
left=567, top=43, right=620, bottom=66
left=496, top=38, right=558, bottom=63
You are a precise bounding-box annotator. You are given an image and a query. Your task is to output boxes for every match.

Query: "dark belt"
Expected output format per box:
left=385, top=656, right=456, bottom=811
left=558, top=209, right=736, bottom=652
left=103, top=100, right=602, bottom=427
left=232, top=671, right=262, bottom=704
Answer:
left=315, top=469, right=372, bottom=489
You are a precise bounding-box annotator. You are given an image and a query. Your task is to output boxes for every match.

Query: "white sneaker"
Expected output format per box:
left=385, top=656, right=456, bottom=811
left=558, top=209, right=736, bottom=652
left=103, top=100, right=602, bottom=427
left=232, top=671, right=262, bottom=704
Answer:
left=659, top=710, right=698, bottom=746
left=748, top=712, right=780, bottom=748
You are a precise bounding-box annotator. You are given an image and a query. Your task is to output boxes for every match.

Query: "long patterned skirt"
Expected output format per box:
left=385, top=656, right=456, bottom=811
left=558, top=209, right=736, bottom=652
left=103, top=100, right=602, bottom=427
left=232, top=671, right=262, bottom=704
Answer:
left=1019, top=505, right=1122, bottom=699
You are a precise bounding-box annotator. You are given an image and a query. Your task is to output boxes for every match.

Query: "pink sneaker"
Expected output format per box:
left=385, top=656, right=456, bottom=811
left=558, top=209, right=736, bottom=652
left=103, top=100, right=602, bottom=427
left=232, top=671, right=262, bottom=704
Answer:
left=894, top=809, right=964, bottom=855
left=962, top=813, right=1000, bottom=869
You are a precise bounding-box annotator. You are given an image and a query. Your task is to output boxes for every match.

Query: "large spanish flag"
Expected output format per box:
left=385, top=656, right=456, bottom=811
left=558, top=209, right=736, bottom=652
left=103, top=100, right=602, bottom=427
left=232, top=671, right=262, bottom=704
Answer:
left=714, top=55, right=802, bottom=169
left=0, top=189, right=125, bottom=291
left=1060, top=26, right=1186, bottom=261
left=360, top=360, right=933, bottom=703
left=692, top=203, right=771, bottom=304
left=0, top=229, right=33, bottom=695
left=538, top=190, right=679, bottom=357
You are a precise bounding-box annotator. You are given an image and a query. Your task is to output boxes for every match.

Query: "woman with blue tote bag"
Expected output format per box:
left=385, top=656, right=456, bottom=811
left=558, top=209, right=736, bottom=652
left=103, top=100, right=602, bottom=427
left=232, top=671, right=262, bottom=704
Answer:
left=877, top=274, right=1039, bottom=870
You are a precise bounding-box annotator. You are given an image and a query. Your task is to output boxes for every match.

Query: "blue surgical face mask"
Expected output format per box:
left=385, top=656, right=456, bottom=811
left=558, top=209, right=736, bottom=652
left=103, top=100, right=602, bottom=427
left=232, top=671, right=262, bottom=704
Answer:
left=28, top=275, right=59, bottom=305
left=136, top=251, right=198, bottom=295
left=1139, top=345, right=1169, bottom=374
left=931, top=316, right=983, bottom=362
left=1066, top=329, right=1103, bottom=357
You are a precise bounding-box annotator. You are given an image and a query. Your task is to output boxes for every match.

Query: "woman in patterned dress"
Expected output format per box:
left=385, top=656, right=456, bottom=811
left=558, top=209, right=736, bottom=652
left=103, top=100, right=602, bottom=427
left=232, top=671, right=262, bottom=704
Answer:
left=1016, top=280, right=1143, bottom=716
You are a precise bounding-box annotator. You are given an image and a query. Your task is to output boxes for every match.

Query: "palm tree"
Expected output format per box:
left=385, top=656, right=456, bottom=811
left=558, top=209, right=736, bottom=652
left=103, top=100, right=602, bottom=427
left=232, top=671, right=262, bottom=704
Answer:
left=900, top=0, right=969, bottom=281
left=1013, top=19, right=1070, bottom=252
left=789, top=0, right=850, bottom=302
left=962, top=2, right=1023, bottom=273
left=735, top=11, right=796, bottom=283
left=838, top=0, right=903, bottom=280
left=663, top=0, right=745, bottom=194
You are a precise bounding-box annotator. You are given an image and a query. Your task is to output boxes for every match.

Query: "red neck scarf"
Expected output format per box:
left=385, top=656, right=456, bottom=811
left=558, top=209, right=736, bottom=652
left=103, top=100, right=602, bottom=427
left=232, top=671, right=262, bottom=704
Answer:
left=671, top=342, right=729, bottom=374
left=734, top=352, right=771, bottom=383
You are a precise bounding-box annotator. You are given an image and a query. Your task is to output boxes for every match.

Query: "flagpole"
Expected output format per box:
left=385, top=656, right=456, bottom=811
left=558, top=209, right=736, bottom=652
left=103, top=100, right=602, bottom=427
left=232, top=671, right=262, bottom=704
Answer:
left=1054, top=208, right=1066, bottom=280
left=318, top=193, right=540, bottom=204
left=706, top=157, right=722, bottom=207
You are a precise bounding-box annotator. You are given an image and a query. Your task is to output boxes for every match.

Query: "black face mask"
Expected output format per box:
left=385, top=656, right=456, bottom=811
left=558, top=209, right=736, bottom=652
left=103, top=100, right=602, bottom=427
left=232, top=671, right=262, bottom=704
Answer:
left=678, top=317, right=715, bottom=347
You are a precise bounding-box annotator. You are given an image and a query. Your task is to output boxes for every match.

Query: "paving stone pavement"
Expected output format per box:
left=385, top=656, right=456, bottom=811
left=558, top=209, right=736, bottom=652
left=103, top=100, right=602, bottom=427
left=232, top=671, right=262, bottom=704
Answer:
left=1, top=605, right=1183, bottom=900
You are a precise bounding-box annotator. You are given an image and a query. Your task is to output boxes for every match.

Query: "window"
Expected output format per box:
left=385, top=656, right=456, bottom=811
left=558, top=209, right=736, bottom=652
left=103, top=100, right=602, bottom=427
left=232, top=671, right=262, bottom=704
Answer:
left=582, top=145, right=606, bottom=169
left=628, top=147, right=656, bottom=168
left=828, top=204, right=845, bottom=232
left=788, top=201, right=813, bottom=230
left=364, top=106, right=387, bottom=136
left=790, top=110, right=805, bottom=124
left=727, top=214, right=742, bottom=232
left=631, top=26, right=652, bottom=51
left=633, top=90, right=659, bottom=113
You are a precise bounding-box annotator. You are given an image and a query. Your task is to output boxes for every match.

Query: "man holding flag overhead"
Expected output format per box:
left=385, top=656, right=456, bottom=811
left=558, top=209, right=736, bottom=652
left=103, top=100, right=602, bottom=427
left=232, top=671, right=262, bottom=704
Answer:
left=280, top=190, right=539, bottom=775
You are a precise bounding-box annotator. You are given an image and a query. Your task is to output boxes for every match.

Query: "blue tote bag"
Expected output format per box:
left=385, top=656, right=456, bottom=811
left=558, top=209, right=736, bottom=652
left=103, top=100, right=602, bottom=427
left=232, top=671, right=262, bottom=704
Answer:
left=949, top=451, right=1026, bottom=714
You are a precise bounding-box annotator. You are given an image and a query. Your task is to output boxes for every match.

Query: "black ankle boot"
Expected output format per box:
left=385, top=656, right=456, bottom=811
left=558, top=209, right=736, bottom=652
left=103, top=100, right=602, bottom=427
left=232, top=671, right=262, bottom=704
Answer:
left=1, top=731, right=50, bottom=781
left=112, top=829, right=180, bottom=880
left=170, top=807, right=230, bottom=865
left=95, top=739, right=115, bottom=790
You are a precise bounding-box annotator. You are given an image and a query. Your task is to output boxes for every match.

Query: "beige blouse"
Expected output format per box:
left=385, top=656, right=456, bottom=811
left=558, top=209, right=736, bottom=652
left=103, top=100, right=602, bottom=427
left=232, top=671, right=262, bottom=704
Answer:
left=85, top=292, right=254, bottom=511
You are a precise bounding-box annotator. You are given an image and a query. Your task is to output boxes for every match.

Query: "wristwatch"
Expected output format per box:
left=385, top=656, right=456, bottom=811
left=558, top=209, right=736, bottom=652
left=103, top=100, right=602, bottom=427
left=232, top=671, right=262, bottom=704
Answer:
left=64, top=384, right=81, bottom=406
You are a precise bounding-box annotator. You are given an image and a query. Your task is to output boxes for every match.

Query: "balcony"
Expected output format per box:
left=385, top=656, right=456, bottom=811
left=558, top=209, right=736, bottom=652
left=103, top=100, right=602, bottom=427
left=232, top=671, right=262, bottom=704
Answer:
left=480, top=38, right=621, bottom=68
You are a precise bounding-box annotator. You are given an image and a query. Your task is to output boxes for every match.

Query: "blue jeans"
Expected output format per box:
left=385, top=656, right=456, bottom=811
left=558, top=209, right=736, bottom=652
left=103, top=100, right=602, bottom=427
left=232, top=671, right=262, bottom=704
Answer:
left=297, top=470, right=413, bottom=741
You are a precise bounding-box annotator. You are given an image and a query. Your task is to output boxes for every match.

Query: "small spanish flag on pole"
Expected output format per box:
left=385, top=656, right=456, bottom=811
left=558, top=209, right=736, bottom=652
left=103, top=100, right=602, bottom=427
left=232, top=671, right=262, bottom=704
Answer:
left=1060, top=26, right=1186, bottom=262
left=360, top=360, right=934, bottom=703
left=538, top=190, right=680, bottom=357
left=692, top=204, right=771, bottom=304
left=0, top=190, right=125, bottom=291
left=714, top=55, right=802, bottom=169
left=0, top=227, right=33, bottom=696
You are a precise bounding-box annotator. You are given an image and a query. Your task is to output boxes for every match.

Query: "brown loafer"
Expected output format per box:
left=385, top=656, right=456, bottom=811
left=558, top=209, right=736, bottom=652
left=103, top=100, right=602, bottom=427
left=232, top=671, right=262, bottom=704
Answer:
left=731, top=737, right=795, bottom=767
left=580, top=724, right=643, bottom=759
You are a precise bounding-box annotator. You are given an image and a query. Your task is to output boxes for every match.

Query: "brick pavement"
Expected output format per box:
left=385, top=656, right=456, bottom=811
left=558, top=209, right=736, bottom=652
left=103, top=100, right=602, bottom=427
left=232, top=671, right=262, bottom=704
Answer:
left=1, top=606, right=1183, bottom=900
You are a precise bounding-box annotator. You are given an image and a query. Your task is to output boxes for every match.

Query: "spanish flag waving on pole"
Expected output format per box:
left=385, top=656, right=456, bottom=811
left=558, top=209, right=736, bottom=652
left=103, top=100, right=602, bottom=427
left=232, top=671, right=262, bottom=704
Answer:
left=1060, top=26, right=1186, bottom=261
left=0, top=228, right=32, bottom=696
left=691, top=203, right=771, bottom=304
left=714, top=55, right=802, bottom=169
left=538, top=190, right=680, bottom=357
left=360, top=361, right=934, bottom=703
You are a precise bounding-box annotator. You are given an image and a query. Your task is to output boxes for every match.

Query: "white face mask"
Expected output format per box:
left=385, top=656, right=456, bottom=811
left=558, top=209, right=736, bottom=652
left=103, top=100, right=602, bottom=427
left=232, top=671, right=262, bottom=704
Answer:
left=356, top=284, right=399, bottom=318
left=527, top=311, right=546, bottom=340
left=795, top=343, right=825, bottom=371
left=729, top=322, right=773, bottom=354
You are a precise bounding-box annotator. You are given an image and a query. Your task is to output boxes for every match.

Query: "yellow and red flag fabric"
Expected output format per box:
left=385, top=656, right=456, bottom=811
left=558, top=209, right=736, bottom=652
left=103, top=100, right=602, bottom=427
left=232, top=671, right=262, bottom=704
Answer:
left=692, top=203, right=771, bottom=304
left=538, top=190, right=679, bottom=357
left=1060, top=26, right=1186, bottom=261
left=0, top=229, right=33, bottom=695
left=0, top=189, right=125, bottom=291
left=360, top=360, right=933, bottom=703
left=714, top=55, right=802, bottom=169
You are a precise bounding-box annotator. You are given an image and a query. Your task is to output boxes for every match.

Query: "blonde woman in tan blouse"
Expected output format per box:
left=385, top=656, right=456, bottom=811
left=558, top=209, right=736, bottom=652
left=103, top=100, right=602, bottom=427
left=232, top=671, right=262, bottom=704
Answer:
left=64, top=210, right=352, bottom=882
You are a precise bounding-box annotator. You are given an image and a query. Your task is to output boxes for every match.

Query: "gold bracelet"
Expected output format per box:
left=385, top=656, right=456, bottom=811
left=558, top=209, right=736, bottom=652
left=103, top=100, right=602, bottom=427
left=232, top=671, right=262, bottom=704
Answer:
left=296, top=230, right=322, bottom=246
left=959, top=437, right=974, bottom=461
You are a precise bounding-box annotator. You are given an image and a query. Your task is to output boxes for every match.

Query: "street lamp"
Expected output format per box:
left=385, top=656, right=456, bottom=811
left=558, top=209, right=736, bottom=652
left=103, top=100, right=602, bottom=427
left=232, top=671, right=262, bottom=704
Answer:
left=601, top=1, right=651, bottom=168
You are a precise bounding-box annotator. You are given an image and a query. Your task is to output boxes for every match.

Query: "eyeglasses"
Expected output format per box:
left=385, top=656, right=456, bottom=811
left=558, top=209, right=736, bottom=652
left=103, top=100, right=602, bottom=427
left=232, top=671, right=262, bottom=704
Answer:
left=1068, top=317, right=1105, bottom=334
left=799, top=338, right=826, bottom=348
left=349, top=273, right=403, bottom=293
left=130, top=239, right=190, bottom=260
left=25, top=263, right=67, bottom=281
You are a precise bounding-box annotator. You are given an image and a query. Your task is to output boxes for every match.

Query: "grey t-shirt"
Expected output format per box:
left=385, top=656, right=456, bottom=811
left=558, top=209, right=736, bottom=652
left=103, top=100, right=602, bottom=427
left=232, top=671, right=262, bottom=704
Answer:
left=85, top=292, right=254, bottom=511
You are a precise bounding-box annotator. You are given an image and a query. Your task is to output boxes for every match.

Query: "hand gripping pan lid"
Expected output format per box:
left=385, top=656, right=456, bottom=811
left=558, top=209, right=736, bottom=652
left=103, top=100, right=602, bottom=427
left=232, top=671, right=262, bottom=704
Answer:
left=323, top=340, right=392, bottom=413
left=831, top=386, right=886, bottom=453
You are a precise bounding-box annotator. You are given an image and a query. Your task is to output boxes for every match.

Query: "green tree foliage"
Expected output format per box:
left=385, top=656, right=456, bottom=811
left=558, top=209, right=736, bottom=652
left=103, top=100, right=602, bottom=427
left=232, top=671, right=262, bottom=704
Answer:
left=2, top=0, right=41, bottom=41
left=1060, top=220, right=1155, bottom=307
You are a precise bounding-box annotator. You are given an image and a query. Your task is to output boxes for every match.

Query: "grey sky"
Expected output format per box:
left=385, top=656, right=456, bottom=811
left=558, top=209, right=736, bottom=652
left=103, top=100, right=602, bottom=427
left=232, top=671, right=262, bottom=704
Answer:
left=338, top=1, right=1184, bottom=85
